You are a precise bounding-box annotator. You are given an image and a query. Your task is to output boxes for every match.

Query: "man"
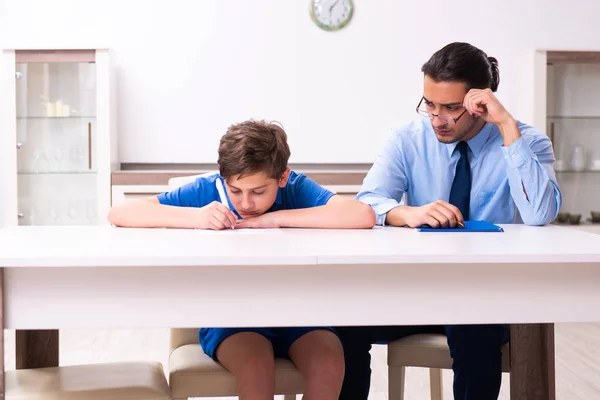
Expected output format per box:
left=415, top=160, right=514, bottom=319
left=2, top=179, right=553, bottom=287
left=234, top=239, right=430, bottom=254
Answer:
left=337, top=42, right=562, bottom=400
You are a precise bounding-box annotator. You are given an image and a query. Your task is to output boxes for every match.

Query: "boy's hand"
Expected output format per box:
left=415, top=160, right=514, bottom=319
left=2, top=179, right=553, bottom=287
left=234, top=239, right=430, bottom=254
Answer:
left=198, top=201, right=238, bottom=230
left=404, top=200, right=464, bottom=228
left=235, top=213, right=281, bottom=229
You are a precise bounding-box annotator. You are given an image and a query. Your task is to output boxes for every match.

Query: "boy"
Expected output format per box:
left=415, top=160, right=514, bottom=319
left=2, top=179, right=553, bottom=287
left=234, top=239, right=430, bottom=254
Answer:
left=108, top=119, right=376, bottom=399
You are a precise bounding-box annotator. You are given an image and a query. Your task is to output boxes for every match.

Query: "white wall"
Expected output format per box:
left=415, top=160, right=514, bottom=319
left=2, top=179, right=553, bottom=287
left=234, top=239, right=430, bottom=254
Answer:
left=1, top=0, right=600, bottom=164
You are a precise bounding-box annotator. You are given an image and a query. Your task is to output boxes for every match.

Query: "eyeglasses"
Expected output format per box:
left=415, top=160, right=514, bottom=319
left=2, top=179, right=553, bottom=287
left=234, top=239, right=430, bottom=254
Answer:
left=416, top=97, right=468, bottom=125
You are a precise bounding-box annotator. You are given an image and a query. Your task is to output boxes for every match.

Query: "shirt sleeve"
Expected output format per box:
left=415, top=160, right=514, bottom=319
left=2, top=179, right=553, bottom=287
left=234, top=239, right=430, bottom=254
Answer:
left=356, top=132, right=409, bottom=226
left=290, top=174, right=335, bottom=209
left=156, top=179, right=206, bottom=208
left=501, top=130, right=562, bottom=225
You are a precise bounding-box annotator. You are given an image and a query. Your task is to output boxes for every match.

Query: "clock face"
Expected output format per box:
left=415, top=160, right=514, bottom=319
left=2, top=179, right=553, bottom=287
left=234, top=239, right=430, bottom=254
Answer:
left=310, top=0, right=354, bottom=31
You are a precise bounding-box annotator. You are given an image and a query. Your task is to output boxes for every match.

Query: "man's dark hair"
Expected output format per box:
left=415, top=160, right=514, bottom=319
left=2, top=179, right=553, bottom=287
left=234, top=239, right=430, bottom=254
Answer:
left=421, top=42, right=500, bottom=92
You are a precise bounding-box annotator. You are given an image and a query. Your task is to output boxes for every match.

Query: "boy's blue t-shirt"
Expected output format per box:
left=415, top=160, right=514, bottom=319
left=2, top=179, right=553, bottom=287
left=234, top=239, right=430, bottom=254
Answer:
left=156, top=170, right=335, bottom=218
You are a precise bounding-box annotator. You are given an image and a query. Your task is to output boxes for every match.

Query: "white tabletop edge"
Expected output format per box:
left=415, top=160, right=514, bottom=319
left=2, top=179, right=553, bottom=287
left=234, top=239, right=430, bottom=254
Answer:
left=0, top=256, right=319, bottom=268
left=317, top=254, right=600, bottom=265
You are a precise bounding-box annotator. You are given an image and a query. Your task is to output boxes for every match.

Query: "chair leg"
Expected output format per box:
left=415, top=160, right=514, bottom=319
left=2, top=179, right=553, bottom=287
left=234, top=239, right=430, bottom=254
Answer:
left=429, top=368, right=443, bottom=400
left=388, top=365, right=406, bottom=400
left=283, top=395, right=297, bottom=400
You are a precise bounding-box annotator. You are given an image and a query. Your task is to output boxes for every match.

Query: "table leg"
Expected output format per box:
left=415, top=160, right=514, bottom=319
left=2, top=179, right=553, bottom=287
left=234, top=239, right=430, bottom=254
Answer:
left=509, top=323, right=556, bottom=400
left=15, top=329, right=59, bottom=369
left=2, top=268, right=59, bottom=399
left=1, top=268, right=4, bottom=399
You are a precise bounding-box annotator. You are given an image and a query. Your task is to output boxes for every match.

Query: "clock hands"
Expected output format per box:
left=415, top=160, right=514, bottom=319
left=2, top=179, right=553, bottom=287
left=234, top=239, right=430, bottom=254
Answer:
left=329, top=0, right=340, bottom=16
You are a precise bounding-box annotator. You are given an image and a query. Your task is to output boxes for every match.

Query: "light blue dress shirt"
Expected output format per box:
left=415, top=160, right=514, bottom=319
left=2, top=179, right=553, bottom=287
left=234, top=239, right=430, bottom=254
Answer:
left=357, top=119, right=562, bottom=226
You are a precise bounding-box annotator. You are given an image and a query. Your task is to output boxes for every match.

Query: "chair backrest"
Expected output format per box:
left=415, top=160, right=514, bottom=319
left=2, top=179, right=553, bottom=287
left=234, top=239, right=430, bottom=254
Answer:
left=168, top=171, right=218, bottom=190
left=170, top=328, right=201, bottom=353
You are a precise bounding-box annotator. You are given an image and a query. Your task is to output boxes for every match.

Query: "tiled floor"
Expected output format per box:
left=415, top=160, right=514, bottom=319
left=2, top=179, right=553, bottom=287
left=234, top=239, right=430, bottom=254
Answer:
left=5, top=323, right=600, bottom=399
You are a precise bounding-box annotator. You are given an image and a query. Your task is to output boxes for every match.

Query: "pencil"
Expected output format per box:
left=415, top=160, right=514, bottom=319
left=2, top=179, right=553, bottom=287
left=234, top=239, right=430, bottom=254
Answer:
left=215, top=178, right=235, bottom=230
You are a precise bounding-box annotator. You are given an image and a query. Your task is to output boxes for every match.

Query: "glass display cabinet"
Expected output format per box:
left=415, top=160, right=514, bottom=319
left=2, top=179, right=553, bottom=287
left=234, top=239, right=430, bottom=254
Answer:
left=545, top=51, right=600, bottom=226
left=0, top=48, right=117, bottom=227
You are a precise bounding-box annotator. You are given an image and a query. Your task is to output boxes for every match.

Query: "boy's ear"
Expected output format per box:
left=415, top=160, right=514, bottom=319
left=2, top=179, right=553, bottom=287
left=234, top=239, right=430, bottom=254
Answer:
left=278, top=168, right=291, bottom=188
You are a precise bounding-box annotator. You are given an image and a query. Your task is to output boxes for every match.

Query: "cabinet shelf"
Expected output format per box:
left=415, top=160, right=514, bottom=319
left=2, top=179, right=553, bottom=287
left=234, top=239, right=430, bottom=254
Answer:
left=555, top=170, right=600, bottom=173
left=18, top=171, right=96, bottom=176
left=17, top=116, right=96, bottom=120
left=547, top=116, right=600, bottom=120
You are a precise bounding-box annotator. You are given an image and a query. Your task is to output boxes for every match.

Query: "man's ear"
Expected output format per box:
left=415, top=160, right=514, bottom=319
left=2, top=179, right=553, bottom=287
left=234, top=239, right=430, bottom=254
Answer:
left=278, top=168, right=291, bottom=188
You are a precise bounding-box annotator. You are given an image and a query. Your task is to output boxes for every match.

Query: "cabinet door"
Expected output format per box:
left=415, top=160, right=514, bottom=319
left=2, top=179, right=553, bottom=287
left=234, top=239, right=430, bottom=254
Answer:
left=15, top=50, right=98, bottom=226
left=545, top=52, right=600, bottom=222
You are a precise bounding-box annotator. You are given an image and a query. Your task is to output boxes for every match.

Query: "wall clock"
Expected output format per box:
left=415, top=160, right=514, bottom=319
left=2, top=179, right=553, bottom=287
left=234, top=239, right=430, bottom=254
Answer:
left=309, top=0, right=354, bottom=32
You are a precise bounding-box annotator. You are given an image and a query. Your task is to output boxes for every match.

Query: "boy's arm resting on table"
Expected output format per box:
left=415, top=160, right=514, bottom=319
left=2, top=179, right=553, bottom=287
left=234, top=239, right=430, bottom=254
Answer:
left=107, top=197, right=204, bottom=229
left=107, top=197, right=237, bottom=229
left=236, top=195, right=376, bottom=229
left=501, top=123, right=562, bottom=226
left=108, top=179, right=237, bottom=230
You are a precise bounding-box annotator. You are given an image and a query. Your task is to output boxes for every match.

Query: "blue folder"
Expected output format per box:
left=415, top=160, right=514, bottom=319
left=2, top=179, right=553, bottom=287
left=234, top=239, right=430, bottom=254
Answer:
left=414, top=220, right=504, bottom=232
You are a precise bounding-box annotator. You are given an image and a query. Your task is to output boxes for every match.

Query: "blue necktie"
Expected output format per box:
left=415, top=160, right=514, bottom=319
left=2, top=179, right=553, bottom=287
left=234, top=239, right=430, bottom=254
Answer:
left=449, top=141, right=471, bottom=220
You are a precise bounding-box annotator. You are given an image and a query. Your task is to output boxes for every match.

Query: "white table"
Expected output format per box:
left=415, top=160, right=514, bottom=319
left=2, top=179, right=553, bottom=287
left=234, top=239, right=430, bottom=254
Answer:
left=1, top=224, right=600, bottom=399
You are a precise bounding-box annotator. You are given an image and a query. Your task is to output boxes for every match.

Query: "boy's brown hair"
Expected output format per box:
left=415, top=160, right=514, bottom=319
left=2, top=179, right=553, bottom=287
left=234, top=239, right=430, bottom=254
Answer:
left=218, top=119, right=291, bottom=180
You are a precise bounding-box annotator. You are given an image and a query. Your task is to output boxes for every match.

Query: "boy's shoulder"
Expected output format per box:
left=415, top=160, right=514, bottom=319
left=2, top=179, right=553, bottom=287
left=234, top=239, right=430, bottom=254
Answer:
left=157, top=172, right=221, bottom=208
left=182, top=172, right=221, bottom=194
left=285, top=170, right=308, bottom=185
left=193, top=172, right=221, bottom=185
left=278, top=170, right=334, bottom=209
left=191, top=173, right=223, bottom=198
left=284, top=170, right=327, bottom=191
